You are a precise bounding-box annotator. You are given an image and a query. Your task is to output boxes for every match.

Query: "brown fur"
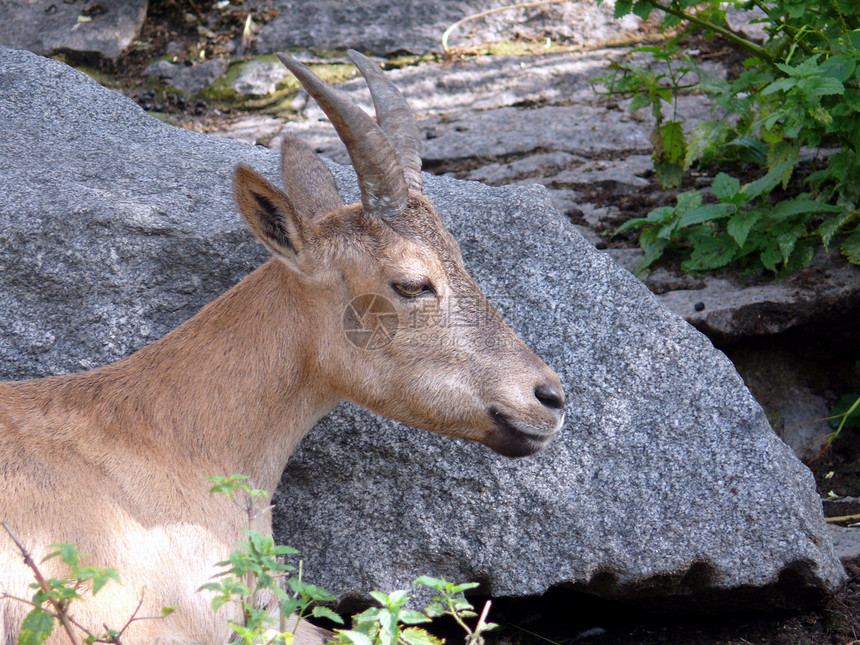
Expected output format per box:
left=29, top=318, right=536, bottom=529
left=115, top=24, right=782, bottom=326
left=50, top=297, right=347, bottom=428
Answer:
left=0, top=137, right=563, bottom=643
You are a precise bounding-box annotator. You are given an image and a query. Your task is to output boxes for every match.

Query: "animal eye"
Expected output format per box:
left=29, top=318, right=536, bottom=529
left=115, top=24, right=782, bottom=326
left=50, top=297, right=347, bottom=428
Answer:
left=392, top=280, right=433, bottom=298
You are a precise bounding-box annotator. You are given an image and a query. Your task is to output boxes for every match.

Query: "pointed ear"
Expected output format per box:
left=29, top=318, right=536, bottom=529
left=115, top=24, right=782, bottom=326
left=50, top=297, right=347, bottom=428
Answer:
left=280, top=136, right=344, bottom=220
left=234, top=165, right=312, bottom=270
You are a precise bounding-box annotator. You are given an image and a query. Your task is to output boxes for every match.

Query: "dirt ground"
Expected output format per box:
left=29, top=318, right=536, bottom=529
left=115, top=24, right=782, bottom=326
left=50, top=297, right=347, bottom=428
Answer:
left=71, top=2, right=860, bottom=642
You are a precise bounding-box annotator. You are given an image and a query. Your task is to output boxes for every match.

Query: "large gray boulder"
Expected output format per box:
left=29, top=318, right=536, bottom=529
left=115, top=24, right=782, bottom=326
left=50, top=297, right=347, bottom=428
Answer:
left=0, top=0, right=147, bottom=60
left=0, top=48, right=845, bottom=610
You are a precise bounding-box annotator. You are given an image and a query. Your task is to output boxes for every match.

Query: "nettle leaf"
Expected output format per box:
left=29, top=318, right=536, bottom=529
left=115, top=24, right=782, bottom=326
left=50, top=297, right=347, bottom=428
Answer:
left=654, top=161, right=684, bottom=189
left=423, top=603, right=445, bottom=618
left=634, top=227, right=669, bottom=276
left=685, top=120, right=730, bottom=167
left=775, top=221, right=806, bottom=263
left=614, top=0, right=634, bottom=18
left=722, top=136, right=768, bottom=166
left=677, top=203, right=737, bottom=228
left=843, top=225, right=860, bottom=264
left=798, top=76, right=844, bottom=101
left=399, top=610, right=433, bottom=625
left=676, top=190, right=703, bottom=213
left=711, top=172, right=741, bottom=202
left=845, top=88, right=860, bottom=111
left=18, top=608, right=55, bottom=645
left=401, top=627, right=444, bottom=645
left=681, top=232, right=738, bottom=272
left=818, top=209, right=854, bottom=249
left=659, top=121, right=686, bottom=166
left=369, top=591, right=393, bottom=607
left=727, top=210, right=761, bottom=248
left=766, top=141, right=800, bottom=184
left=807, top=105, right=833, bottom=125
left=769, top=199, right=842, bottom=219
left=784, top=239, right=816, bottom=273
left=632, top=0, right=654, bottom=20
left=821, top=54, right=857, bottom=82
left=312, top=606, right=345, bottom=624
left=338, top=629, right=373, bottom=645
left=386, top=589, right=410, bottom=606
left=740, top=160, right=798, bottom=201
left=629, top=92, right=652, bottom=113
left=762, top=77, right=797, bottom=95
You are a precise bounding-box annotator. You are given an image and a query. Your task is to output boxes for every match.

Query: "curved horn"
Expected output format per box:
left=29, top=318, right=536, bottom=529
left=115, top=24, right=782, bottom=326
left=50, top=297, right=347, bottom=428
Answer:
left=276, top=53, right=408, bottom=221
left=347, top=50, right=423, bottom=192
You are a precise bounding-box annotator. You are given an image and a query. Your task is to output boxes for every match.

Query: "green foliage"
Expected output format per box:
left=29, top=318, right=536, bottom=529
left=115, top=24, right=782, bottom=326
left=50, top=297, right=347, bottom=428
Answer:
left=829, top=393, right=860, bottom=430
left=5, top=536, right=159, bottom=645
left=12, top=476, right=498, bottom=645
left=601, top=0, right=860, bottom=273
left=617, top=160, right=843, bottom=275
left=18, top=608, right=55, bottom=645
left=335, top=577, right=497, bottom=645
left=204, top=475, right=343, bottom=645
left=596, top=41, right=696, bottom=188
left=824, top=361, right=860, bottom=448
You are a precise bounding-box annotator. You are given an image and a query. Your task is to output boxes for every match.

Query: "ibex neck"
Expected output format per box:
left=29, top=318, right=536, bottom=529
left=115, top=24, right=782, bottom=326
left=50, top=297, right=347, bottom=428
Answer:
left=83, top=259, right=339, bottom=495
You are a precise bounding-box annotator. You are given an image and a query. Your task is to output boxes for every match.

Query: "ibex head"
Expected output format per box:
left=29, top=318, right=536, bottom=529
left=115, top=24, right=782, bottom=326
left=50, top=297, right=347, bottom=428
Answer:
left=234, top=51, right=564, bottom=457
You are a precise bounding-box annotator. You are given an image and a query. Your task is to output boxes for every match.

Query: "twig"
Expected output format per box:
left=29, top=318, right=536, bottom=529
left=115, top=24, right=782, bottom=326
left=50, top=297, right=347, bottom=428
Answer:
left=648, top=0, right=772, bottom=62
left=1, top=522, right=85, bottom=645
left=442, top=0, right=573, bottom=54
left=825, top=513, right=860, bottom=524
left=112, top=590, right=146, bottom=642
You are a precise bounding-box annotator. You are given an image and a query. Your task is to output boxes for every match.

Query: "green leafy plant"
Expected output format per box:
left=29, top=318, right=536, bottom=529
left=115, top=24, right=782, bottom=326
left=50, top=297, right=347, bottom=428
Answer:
left=9, top=475, right=498, bottom=645
left=335, top=577, right=496, bottom=645
left=202, top=474, right=343, bottom=644
left=597, top=41, right=696, bottom=188
left=0, top=523, right=173, bottom=645
left=823, top=361, right=860, bottom=448
left=602, top=0, right=860, bottom=274
left=617, top=161, right=843, bottom=275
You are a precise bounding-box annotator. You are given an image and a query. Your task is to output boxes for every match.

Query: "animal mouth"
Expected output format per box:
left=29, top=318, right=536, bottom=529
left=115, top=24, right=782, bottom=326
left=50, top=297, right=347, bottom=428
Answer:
left=487, top=407, right=560, bottom=458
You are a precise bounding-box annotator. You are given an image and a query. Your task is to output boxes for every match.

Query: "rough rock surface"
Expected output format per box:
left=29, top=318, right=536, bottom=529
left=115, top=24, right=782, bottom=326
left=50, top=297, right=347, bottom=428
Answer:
left=656, top=248, right=860, bottom=342
left=255, top=0, right=640, bottom=56
left=232, top=60, right=292, bottom=96
left=0, top=48, right=845, bottom=608
left=0, top=0, right=148, bottom=59
left=273, top=53, right=720, bottom=166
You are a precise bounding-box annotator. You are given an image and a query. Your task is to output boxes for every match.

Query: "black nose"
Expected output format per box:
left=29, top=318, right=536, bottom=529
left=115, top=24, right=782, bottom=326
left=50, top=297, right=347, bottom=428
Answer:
left=534, top=383, right=564, bottom=411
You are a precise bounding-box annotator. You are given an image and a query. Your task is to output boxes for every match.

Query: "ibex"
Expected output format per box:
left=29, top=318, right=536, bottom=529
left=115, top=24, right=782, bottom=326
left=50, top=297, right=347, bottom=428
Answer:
left=0, top=51, right=564, bottom=643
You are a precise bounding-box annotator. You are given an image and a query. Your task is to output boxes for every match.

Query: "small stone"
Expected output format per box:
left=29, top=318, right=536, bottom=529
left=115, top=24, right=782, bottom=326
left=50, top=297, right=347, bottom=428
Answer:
left=232, top=60, right=291, bottom=97
left=694, top=301, right=705, bottom=312
left=143, top=59, right=228, bottom=96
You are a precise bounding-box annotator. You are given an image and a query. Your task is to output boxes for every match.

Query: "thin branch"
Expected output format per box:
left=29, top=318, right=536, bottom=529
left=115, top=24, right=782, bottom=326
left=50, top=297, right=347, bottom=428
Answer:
left=825, top=513, right=860, bottom=524
left=442, top=0, right=573, bottom=53
left=112, top=590, right=146, bottom=641
left=1, top=522, right=85, bottom=645
left=649, top=0, right=772, bottom=63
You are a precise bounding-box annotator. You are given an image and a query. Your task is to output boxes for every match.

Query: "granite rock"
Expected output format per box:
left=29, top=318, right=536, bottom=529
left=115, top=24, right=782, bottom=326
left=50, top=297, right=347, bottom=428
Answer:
left=0, top=0, right=147, bottom=59
left=0, top=48, right=845, bottom=609
left=255, top=0, right=640, bottom=56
